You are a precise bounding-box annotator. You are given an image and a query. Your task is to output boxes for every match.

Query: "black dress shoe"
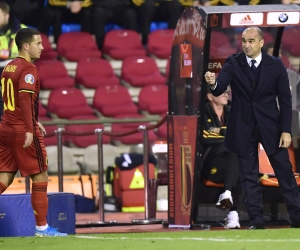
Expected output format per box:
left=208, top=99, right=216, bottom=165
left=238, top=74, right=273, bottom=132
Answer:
left=247, top=225, right=265, bottom=230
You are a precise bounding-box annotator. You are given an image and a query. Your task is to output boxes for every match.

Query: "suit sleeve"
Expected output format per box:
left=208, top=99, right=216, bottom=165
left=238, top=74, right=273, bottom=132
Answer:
left=211, top=57, right=233, bottom=96
left=276, top=58, right=292, bottom=133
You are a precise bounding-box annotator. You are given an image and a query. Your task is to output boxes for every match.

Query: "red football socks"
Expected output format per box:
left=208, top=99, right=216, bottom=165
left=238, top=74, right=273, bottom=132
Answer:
left=0, top=182, right=7, bottom=194
left=31, top=182, right=48, bottom=226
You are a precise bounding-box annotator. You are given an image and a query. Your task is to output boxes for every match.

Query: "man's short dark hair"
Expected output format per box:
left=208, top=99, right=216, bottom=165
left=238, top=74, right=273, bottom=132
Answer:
left=15, top=28, right=40, bottom=50
left=0, top=2, right=10, bottom=14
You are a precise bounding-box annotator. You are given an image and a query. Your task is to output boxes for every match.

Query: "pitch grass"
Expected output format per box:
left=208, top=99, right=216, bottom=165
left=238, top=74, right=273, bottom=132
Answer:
left=1, top=229, right=300, bottom=250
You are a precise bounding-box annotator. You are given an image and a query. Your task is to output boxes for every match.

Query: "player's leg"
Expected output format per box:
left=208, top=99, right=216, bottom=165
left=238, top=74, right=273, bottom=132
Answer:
left=0, top=136, right=18, bottom=194
left=30, top=170, right=48, bottom=231
left=16, top=133, right=67, bottom=237
left=0, top=172, right=17, bottom=194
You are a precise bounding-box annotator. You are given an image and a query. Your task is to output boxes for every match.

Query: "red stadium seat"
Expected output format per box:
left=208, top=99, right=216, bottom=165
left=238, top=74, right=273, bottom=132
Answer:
left=38, top=102, right=48, bottom=118
left=57, top=32, right=102, bottom=62
left=47, top=87, right=94, bottom=119
left=39, top=33, right=58, bottom=60
left=281, top=27, right=300, bottom=56
left=138, top=85, right=168, bottom=115
left=121, top=56, right=166, bottom=87
left=147, top=29, right=174, bottom=59
left=39, top=117, right=65, bottom=146
left=111, top=114, right=158, bottom=145
left=156, top=121, right=167, bottom=140
left=210, top=31, right=237, bottom=59
left=102, top=30, right=146, bottom=60
left=92, top=85, right=138, bottom=117
left=35, top=60, right=74, bottom=89
left=75, top=58, right=120, bottom=88
left=64, top=115, right=110, bottom=147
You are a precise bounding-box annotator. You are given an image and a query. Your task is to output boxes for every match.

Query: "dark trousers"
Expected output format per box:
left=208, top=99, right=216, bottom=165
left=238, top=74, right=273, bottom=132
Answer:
left=38, top=6, right=93, bottom=43
left=133, top=1, right=182, bottom=45
left=238, top=124, right=300, bottom=225
left=202, top=151, right=240, bottom=207
left=92, top=6, right=137, bottom=50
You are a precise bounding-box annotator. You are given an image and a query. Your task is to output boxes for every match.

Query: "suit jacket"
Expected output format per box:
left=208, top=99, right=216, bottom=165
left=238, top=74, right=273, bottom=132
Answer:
left=211, top=49, right=292, bottom=156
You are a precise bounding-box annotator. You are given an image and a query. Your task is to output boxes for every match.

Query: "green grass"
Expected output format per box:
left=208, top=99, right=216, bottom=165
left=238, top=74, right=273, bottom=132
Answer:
left=1, top=229, right=300, bottom=250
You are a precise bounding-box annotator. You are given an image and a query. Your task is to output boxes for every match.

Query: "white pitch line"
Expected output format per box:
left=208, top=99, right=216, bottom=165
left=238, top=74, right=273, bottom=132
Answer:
left=75, top=236, right=300, bottom=242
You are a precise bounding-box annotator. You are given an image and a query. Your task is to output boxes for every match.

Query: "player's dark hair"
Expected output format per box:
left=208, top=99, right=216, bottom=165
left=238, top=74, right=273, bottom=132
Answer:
left=0, top=2, right=10, bottom=13
left=15, top=28, right=41, bottom=50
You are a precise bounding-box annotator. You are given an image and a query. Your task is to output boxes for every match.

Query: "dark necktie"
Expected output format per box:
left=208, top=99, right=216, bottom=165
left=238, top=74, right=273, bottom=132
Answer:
left=251, top=59, right=257, bottom=75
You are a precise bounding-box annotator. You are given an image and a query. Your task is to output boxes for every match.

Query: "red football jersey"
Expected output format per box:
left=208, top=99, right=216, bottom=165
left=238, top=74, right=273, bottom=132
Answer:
left=0, top=57, right=40, bottom=135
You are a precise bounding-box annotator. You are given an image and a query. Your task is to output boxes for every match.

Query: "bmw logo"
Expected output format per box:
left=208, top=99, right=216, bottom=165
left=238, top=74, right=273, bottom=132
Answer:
left=278, top=13, right=288, bottom=23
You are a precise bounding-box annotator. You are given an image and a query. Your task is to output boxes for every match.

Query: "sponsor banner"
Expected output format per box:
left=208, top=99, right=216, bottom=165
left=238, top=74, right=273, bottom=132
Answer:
left=267, top=12, right=300, bottom=25
left=230, top=13, right=263, bottom=26
left=167, top=115, right=198, bottom=228
left=180, top=44, right=193, bottom=78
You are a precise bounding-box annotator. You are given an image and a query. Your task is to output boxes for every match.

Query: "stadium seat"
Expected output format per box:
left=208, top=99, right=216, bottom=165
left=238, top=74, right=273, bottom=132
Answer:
left=102, top=30, right=146, bottom=60
left=281, top=27, right=300, bottom=56
left=38, top=102, right=48, bottom=118
left=46, top=146, right=80, bottom=175
left=64, top=115, right=110, bottom=148
left=39, top=33, right=58, bottom=60
left=57, top=31, right=102, bottom=62
left=82, top=144, right=120, bottom=174
left=147, top=29, right=174, bottom=59
left=47, top=87, right=94, bottom=119
left=111, top=114, right=157, bottom=145
left=156, top=120, right=167, bottom=140
left=210, top=31, right=237, bottom=59
left=121, top=56, right=166, bottom=87
left=75, top=58, right=120, bottom=88
left=35, top=60, right=74, bottom=89
left=259, top=143, right=300, bottom=186
left=39, top=117, right=66, bottom=146
left=92, top=85, right=138, bottom=117
left=138, top=85, right=168, bottom=115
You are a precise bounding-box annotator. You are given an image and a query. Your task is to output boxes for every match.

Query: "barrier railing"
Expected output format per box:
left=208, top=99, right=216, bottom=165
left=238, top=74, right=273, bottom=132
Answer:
left=26, top=114, right=167, bottom=226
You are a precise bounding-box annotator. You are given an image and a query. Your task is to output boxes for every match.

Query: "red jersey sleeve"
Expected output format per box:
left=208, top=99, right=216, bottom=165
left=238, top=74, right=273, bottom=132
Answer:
left=18, top=64, right=38, bottom=93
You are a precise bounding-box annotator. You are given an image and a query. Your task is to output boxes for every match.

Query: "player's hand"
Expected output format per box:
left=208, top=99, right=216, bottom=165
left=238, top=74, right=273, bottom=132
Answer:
left=24, top=132, right=33, bottom=148
left=279, top=132, right=291, bottom=148
left=38, top=122, right=46, bottom=137
left=204, top=71, right=216, bottom=86
left=70, top=1, right=82, bottom=13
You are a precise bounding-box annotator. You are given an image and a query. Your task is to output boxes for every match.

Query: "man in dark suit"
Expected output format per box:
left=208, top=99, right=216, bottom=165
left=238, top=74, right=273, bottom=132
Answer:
left=204, top=27, right=300, bottom=229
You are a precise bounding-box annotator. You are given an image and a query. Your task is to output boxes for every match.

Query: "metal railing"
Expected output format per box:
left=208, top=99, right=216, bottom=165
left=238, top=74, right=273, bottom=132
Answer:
left=26, top=114, right=167, bottom=226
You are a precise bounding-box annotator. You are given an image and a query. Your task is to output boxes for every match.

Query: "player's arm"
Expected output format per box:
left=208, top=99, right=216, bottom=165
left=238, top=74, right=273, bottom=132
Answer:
left=0, top=91, right=3, bottom=121
left=19, top=65, right=38, bottom=148
left=19, top=92, right=33, bottom=148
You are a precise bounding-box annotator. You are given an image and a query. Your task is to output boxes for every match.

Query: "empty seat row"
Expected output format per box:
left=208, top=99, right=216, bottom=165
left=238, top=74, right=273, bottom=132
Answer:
left=35, top=56, right=168, bottom=89
left=40, top=29, right=174, bottom=62
left=40, top=85, right=167, bottom=119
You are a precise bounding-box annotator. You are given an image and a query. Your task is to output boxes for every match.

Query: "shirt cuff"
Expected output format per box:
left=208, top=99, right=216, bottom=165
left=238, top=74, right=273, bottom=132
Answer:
left=210, top=81, right=217, bottom=90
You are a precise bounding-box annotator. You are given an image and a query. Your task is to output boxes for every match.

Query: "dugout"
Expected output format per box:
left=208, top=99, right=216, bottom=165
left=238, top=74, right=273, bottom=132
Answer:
left=167, top=4, right=300, bottom=228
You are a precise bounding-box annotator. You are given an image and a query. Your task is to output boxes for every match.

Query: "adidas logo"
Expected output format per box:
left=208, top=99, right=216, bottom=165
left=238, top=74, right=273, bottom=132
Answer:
left=239, top=15, right=254, bottom=24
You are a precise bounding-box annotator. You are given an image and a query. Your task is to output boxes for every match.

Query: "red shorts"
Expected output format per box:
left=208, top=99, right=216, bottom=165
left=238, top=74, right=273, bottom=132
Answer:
left=0, top=132, right=48, bottom=177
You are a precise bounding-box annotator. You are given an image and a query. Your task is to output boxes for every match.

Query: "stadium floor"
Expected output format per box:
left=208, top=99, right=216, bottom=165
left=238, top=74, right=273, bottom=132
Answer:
left=75, top=211, right=291, bottom=234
